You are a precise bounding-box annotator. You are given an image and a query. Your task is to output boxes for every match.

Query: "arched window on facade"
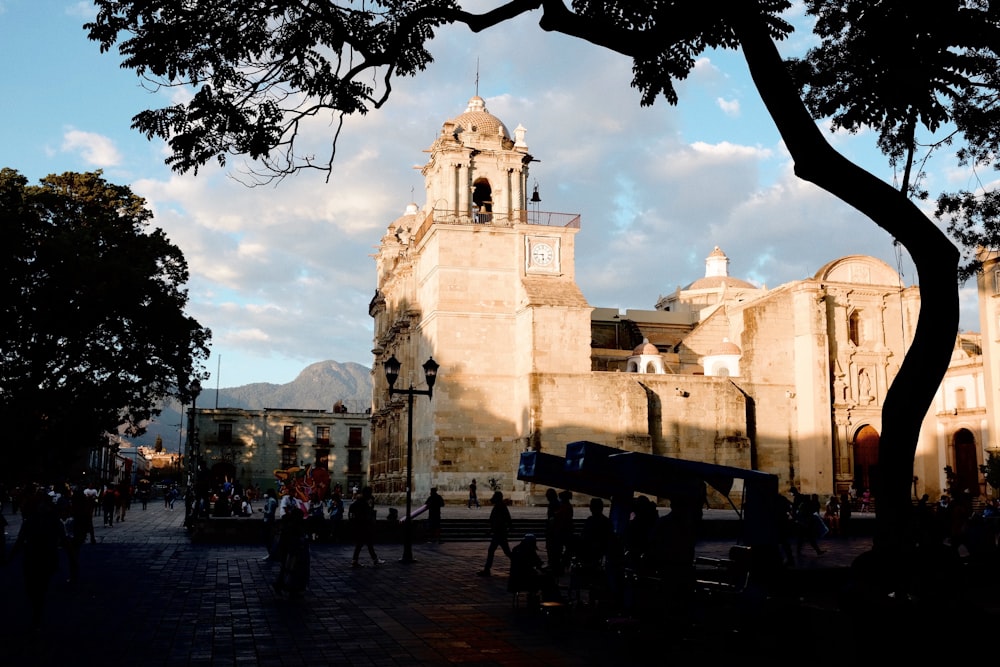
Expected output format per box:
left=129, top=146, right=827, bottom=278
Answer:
left=848, top=310, right=862, bottom=346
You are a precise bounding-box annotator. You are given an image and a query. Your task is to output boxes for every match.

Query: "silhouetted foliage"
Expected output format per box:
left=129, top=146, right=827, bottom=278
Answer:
left=789, top=0, right=1000, bottom=280
left=0, top=169, right=211, bottom=478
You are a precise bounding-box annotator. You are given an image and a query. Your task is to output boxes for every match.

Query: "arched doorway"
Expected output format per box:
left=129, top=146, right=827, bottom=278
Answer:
left=853, top=425, right=880, bottom=495
left=953, top=428, right=980, bottom=497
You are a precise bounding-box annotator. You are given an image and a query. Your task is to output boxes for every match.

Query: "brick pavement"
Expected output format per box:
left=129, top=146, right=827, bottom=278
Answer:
left=0, top=503, right=874, bottom=666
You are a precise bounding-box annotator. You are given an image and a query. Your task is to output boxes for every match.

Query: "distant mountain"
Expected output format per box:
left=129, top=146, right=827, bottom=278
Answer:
left=132, top=360, right=373, bottom=450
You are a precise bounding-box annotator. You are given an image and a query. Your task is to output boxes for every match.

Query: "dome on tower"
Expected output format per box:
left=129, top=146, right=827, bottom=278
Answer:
left=449, top=96, right=509, bottom=140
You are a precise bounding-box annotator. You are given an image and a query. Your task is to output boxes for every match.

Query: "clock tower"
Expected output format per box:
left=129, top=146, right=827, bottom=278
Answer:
left=370, top=96, right=592, bottom=503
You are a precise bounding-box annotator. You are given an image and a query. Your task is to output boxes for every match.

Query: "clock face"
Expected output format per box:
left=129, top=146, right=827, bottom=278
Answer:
left=531, top=242, right=554, bottom=266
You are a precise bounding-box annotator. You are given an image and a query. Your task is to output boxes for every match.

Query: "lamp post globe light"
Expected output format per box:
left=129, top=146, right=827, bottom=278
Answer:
left=383, top=354, right=439, bottom=564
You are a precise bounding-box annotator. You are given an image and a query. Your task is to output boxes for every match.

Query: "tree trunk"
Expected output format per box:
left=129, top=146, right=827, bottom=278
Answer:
left=733, top=4, right=960, bottom=552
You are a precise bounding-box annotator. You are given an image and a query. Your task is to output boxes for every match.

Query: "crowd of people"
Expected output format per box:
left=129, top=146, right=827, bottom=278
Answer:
left=0, top=479, right=148, bottom=628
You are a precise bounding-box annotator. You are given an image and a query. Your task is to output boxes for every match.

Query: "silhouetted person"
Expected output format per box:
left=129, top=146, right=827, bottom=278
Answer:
left=11, top=488, right=64, bottom=627
left=552, top=490, right=575, bottom=574
left=101, top=484, right=117, bottom=528
left=839, top=492, right=853, bottom=539
left=649, top=493, right=703, bottom=594
left=327, top=492, right=344, bottom=543
left=624, top=495, right=658, bottom=575
left=794, top=493, right=825, bottom=557
left=350, top=486, right=384, bottom=567
left=71, top=486, right=96, bottom=546
left=261, top=489, right=279, bottom=561
left=544, top=488, right=560, bottom=571
left=508, top=534, right=560, bottom=604
left=477, top=491, right=512, bottom=576
left=580, top=498, right=613, bottom=569
left=425, top=487, right=445, bottom=543
left=273, top=505, right=309, bottom=596
left=468, top=479, right=479, bottom=509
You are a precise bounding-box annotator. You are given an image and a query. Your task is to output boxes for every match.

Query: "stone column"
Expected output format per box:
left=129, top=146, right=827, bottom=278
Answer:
left=457, top=162, right=469, bottom=217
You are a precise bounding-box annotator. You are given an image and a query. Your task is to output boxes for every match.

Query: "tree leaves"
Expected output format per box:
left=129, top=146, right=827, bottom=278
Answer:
left=87, top=0, right=459, bottom=179
left=789, top=0, right=1000, bottom=277
left=0, top=169, right=211, bottom=477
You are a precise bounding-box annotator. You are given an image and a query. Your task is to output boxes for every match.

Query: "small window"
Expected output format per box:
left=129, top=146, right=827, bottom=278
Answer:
left=348, top=427, right=363, bottom=448
left=848, top=311, right=862, bottom=346
left=281, top=447, right=297, bottom=469
left=955, top=387, right=967, bottom=411
left=283, top=425, right=297, bottom=445
left=317, top=426, right=330, bottom=447
left=348, top=449, right=363, bottom=474
left=218, top=423, right=232, bottom=445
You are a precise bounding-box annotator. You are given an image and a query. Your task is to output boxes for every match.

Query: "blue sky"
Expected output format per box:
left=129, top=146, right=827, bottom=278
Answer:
left=0, top=1, right=981, bottom=388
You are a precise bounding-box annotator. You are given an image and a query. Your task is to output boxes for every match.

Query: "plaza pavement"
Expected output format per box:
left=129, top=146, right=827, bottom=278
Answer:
left=0, top=502, right=876, bottom=667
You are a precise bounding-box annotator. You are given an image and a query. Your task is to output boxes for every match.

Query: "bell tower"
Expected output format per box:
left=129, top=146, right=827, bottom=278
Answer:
left=422, top=95, right=532, bottom=224
left=370, top=96, right=591, bottom=504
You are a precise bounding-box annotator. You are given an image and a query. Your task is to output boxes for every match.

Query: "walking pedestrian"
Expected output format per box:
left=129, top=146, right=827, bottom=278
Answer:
left=10, top=487, right=64, bottom=627
left=468, top=479, right=479, bottom=509
left=166, top=485, right=179, bottom=511
left=273, top=504, right=310, bottom=596
left=101, top=484, right=118, bottom=528
left=349, top=486, right=385, bottom=567
left=261, top=489, right=279, bottom=562
left=71, top=486, right=96, bottom=546
left=327, top=492, right=344, bottom=543
left=477, top=491, right=512, bottom=576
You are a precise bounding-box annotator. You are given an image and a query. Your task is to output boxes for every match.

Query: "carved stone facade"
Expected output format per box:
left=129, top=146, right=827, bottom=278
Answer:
left=369, top=96, right=985, bottom=507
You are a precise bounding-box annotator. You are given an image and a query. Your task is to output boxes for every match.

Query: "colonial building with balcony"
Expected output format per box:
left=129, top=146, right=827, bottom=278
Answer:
left=188, top=407, right=370, bottom=493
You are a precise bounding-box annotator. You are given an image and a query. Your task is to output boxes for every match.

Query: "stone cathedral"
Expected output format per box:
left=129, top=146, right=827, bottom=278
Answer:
left=368, top=95, right=991, bottom=508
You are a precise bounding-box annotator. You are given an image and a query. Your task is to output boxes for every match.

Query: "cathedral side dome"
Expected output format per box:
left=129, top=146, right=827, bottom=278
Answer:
left=714, top=338, right=742, bottom=356
left=632, top=338, right=659, bottom=355
left=683, top=275, right=758, bottom=290
left=683, top=246, right=757, bottom=290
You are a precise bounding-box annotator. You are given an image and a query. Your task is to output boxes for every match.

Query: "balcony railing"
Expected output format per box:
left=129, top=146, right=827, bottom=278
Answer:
left=412, top=209, right=581, bottom=245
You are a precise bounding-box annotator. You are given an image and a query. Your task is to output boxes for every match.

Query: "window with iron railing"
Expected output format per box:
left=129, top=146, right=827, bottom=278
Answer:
left=348, top=426, right=363, bottom=448
left=283, top=425, right=297, bottom=445
left=316, top=425, right=330, bottom=447
left=218, top=423, right=233, bottom=445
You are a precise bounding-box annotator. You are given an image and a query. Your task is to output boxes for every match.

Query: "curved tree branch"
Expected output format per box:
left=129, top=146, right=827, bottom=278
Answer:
left=730, top=0, right=959, bottom=552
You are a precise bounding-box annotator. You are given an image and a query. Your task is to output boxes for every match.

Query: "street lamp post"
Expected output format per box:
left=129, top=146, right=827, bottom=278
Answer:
left=384, top=354, right=439, bottom=564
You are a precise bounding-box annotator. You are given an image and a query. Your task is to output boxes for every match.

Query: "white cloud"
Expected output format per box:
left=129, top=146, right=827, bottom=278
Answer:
left=717, top=98, right=741, bottom=117
left=61, top=129, right=122, bottom=167
left=65, top=2, right=94, bottom=19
